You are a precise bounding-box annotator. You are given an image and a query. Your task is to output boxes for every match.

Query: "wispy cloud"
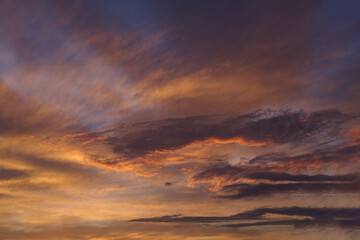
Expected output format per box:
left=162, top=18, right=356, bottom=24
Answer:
left=0, top=0, right=360, bottom=239
left=131, top=207, right=360, bottom=229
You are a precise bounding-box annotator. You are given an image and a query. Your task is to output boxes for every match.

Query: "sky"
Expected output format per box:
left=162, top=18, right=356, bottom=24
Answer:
left=0, top=0, right=359, bottom=239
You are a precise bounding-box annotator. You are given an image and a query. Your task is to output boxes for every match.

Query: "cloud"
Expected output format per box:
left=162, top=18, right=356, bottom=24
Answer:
left=101, top=109, right=351, bottom=160
left=190, top=159, right=360, bottom=192
left=190, top=162, right=248, bottom=186
left=0, top=148, right=103, bottom=185
left=221, top=182, right=360, bottom=199
left=222, top=207, right=360, bottom=228
left=46, top=0, right=322, bottom=120
left=244, top=172, right=358, bottom=182
left=0, top=167, right=29, bottom=180
left=0, top=82, right=70, bottom=137
left=131, top=207, right=360, bottom=229
left=222, top=218, right=360, bottom=228
left=249, top=144, right=360, bottom=168
left=0, top=1, right=359, bottom=239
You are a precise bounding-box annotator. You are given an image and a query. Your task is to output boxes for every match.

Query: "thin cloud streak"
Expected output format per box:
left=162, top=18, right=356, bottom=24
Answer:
left=132, top=207, right=360, bottom=229
left=0, top=0, right=359, bottom=239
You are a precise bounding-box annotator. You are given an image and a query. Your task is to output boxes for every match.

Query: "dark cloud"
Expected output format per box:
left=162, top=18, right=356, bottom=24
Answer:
left=222, top=218, right=360, bottom=228
left=0, top=82, right=70, bottom=136
left=53, top=0, right=319, bottom=85
left=103, top=109, right=352, bottom=159
left=0, top=1, right=359, bottom=239
left=191, top=162, right=247, bottom=183
left=0, top=193, right=12, bottom=198
left=131, top=207, right=360, bottom=229
left=0, top=167, right=29, bottom=180
left=244, top=172, right=358, bottom=182
left=130, top=216, right=234, bottom=223
left=130, top=211, right=263, bottom=223
left=222, top=207, right=360, bottom=228
left=46, top=0, right=360, bottom=117
left=249, top=144, right=360, bottom=165
left=191, top=159, right=360, bottom=199
left=221, top=182, right=360, bottom=199
left=190, top=142, right=360, bottom=186
left=0, top=149, right=101, bottom=182
left=191, top=160, right=359, bottom=184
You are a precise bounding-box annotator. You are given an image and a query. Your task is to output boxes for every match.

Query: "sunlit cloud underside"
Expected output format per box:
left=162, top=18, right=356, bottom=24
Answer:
left=0, top=0, right=359, bottom=239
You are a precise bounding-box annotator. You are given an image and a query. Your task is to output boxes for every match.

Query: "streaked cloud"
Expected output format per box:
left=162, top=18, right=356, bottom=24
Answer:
left=0, top=0, right=359, bottom=239
left=132, top=207, right=360, bottom=229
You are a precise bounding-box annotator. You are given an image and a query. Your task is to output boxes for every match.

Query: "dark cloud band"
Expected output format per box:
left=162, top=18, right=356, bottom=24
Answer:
left=131, top=207, right=360, bottom=229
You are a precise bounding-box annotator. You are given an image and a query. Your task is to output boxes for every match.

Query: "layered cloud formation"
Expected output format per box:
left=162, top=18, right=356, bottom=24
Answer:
left=0, top=1, right=359, bottom=240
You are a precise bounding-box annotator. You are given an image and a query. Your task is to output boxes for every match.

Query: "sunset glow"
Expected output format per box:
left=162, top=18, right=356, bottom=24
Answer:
left=0, top=1, right=359, bottom=239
